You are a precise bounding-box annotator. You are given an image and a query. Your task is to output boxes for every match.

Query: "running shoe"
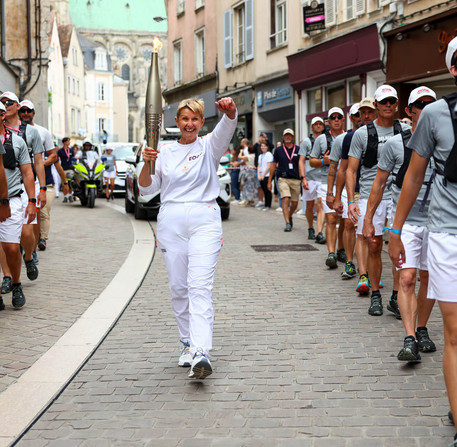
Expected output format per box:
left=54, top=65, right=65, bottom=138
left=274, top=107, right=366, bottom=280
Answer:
left=1, top=276, right=12, bottom=294
left=11, top=284, right=26, bottom=308
left=38, top=238, right=46, bottom=251
left=254, top=201, right=264, bottom=208
left=188, top=349, right=212, bottom=379
left=315, top=232, right=326, bottom=244
left=387, top=293, right=401, bottom=320
left=284, top=223, right=292, bottom=232
left=341, top=261, right=356, bottom=279
left=62, top=197, right=68, bottom=203
left=262, top=207, right=271, bottom=211
left=397, top=336, right=421, bottom=362
left=178, top=340, right=193, bottom=367
left=69, top=196, right=74, bottom=203
left=32, top=251, right=39, bottom=264
left=239, top=200, right=248, bottom=205
left=0, top=297, right=4, bottom=311
left=336, top=248, right=347, bottom=263
left=297, top=209, right=305, bottom=215
left=416, top=327, right=436, bottom=353
left=23, top=255, right=39, bottom=281
left=356, top=274, right=370, bottom=295
left=276, top=207, right=283, bottom=212
left=289, top=217, right=293, bottom=228
left=368, top=292, right=383, bottom=316
left=308, top=228, right=316, bottom=240
left=379, top=280, right=384, bottom=288
left=325, top=252, right=338, bottom=269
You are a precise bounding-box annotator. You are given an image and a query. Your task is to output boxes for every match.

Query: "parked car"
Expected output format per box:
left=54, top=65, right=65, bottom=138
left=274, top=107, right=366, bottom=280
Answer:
left=100, top=142, right=139, bottom=194
left=124, top=141, right=231, bottom=220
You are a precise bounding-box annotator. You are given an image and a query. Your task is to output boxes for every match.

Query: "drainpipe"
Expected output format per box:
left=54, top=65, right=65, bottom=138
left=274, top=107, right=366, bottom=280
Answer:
left=1, top=0, right=6, bottom=58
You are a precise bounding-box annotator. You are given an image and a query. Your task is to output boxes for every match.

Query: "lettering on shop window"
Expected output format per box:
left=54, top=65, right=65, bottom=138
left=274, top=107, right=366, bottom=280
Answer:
left=263, top=87, right=291, bottom=104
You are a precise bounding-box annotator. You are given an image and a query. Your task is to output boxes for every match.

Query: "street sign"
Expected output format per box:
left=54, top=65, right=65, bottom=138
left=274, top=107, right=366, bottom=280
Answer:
left=303, top=0, right=326, bottom=34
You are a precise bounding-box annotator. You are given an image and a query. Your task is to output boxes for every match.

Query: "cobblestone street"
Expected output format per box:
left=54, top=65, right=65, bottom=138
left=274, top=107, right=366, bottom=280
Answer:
left=6, top=201, right=454, bottom=446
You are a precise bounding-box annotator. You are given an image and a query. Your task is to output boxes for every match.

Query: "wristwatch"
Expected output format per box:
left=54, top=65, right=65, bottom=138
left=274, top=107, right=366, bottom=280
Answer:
left=326, top=193, right=334, bottom=196
left=40, top=186, right=47, bottom=191
left=28, top=198, right=37, bottom=204
left=300, top=176, right=304, bottom=180
left=0, top=198, right=9, bottom=205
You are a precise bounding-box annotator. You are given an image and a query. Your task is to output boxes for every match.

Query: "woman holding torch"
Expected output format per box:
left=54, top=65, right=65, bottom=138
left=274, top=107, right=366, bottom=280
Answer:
left=139, top=97, right=237, bottom=379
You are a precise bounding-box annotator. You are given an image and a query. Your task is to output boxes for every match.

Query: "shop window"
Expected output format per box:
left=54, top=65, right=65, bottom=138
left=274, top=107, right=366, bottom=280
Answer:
left=326, top=84, right=345, bottom=110
left=270, top=0, right=287, bottom=49
left=307, top=88, right=322, bottom=114
left=349, top=80, right=361, bottom=104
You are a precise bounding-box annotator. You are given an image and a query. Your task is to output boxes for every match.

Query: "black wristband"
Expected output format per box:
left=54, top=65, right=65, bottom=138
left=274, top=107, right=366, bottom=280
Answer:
left=0, top=198, right=9, bottom=205
left=28, top=198, right=37, bottom=204
left=40, top=186, right=47, bottom=191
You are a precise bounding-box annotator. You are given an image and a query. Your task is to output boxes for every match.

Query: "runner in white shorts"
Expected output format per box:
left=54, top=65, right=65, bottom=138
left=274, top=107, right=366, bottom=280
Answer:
left=389, top=39, right=457, bottom=445
left=348, top=84, right=410, bottom=316
left=298, top=117, right=325, bottom=243
left=365, top=86, right=437, bottom=362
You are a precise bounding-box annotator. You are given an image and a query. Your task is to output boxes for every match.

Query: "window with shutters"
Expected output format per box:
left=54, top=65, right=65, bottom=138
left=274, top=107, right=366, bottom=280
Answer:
left=270, top=0, right=287, bottom=49
left=98, top=118, right=106, bottom=134
left=324, top=0, right=337, bottom=27
left=177, top=0, right=185, bottom=15
left=98, top=83, right=105, bottom=101
left=344, top=0, right=364, bottom=21
left=224, top=1, right=254, bottom=68
left=195, top=28, right=205, bottom=77
left=173, top=40, right=183, bottom=85
left=95, top=49, right=108, bottom=71
left=195, top=0, right=205, bottom=10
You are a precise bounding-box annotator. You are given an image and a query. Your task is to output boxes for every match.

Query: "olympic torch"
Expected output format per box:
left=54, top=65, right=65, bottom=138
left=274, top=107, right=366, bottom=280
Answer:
left=145, top=37, right=163, bottom=175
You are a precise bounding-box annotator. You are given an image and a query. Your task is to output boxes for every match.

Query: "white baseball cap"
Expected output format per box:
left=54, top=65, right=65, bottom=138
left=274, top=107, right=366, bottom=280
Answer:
left=283, top=128, right=294, bottom=136
left=0, top=102, right=5, bottom=113
left=446, top=36, right=457, bottom=71
left=349, top=103, right=360, bottom=116
left=374, top=85, right=398, bottom=102
left=408, top=86, right=437, bottom=106
left=0, top=91, right=19, bottom=103
left=311, top=116, right=324, bottom=125
left=19, top=100, right=35, bottom=110
left=328, top=107, right=344, bottom=118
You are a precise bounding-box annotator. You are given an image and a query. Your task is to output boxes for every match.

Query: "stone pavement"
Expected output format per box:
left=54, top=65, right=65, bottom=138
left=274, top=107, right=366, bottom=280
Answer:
left=11, top=202, right=456, bottom=446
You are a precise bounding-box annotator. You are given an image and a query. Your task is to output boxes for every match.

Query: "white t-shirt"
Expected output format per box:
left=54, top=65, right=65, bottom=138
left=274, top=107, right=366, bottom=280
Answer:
left=33, top=124, right=54, bottom=151
left=258, top=151, right=273, bottom=177
left=139, top=113, right=237, bottom=204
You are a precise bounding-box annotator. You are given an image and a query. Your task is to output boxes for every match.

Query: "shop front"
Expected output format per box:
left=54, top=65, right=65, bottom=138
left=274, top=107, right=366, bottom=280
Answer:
left=287, top=24, right=383, bottom=141
left=384, top=8, right=457, bottom=111
left=255, top=74, right=294, bottom=145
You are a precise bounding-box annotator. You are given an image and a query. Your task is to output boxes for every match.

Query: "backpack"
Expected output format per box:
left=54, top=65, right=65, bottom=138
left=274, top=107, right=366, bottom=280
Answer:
left=2, top=128, right=20, bottom=170
left=434, top=92, right=457, bottom=184
left=363, top=120, right=402, bottom=168
left=393, top=129, right=412, bottom=188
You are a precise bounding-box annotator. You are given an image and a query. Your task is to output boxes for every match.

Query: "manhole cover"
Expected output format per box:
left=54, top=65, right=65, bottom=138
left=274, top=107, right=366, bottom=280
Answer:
left=251, top=244, right=318, bottom=252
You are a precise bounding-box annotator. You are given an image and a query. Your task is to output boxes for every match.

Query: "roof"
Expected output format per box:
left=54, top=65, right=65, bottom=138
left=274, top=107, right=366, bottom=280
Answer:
left=77, top=32, right=113, bottom=72
left=58, top=24, right=74, bottom=58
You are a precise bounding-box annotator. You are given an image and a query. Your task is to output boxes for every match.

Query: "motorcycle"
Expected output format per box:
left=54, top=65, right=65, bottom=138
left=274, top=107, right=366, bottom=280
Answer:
left=67, top=157, right=105, bottom=208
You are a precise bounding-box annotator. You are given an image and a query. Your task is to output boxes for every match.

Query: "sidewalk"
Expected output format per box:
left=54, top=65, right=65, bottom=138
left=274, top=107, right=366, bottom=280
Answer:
left=10, top=203, right=456, bottom=446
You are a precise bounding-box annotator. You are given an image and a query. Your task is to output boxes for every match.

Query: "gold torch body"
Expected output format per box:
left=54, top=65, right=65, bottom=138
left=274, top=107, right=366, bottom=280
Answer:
left=145, top=44, right=163, bottom=175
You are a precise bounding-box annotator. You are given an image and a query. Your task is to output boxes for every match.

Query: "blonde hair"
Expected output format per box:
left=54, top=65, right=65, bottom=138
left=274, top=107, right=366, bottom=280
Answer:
left=176, top=98, right=205, bottom=119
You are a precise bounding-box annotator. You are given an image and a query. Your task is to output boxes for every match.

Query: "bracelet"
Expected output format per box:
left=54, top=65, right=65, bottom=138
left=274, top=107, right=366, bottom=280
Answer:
left=28, top=198, right=36, bottom=204
left=348, top=200, right=355, bottom=205
left=40, top=186, right=47, bottom=191
left=326, top=193, right=334, bottom=196
left=63, top=182, right=68, bottom=185
left=390, top=228, right=402, bottom=235
left=321, top=159, right=324, bottom=166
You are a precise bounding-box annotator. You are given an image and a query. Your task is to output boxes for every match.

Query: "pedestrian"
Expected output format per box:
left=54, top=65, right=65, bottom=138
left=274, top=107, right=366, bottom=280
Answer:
left=138, top=97, right=237, bottom=379
left=365, top=86, right=437, bottom=360
left=102, top=147, right=117, bottom=201
left=388, top=39, right=457, bottom=444
left=298, top=116, right=325, bottom=242
left=229, top=147, right=241, bottom=203
left=57, top=137, right=75, bottom=203
left=268, top=129, right=306, bottom=232
left=238, top=145, right=257, bottom=206
left=330, top=103, right=362, bottom=279
left=253, top=133, right=274, bottom=208
left=0, top=102, right=36, bottom=309
left=257, top=142, right=273, bottom=210
left=0, top=92, right=45, bottom=284
left=310, top=107, right=346, bottom=268
left=347, top=85, right=410, bottom=316
left=334, top=97, right=376, bottom=290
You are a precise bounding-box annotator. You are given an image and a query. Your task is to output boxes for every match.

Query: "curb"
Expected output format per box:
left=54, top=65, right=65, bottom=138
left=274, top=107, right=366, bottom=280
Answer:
left=0, top=204, right=155, bottom=446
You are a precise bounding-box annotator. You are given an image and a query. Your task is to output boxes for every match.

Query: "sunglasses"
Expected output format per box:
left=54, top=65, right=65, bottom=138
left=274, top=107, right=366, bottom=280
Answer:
left=351, top=112, right=360, bottom=118
left=329, top=114, right=343, bottom=120
left=1, top=100, right=17, bottom=107
left=378, top=97, right=397, bottom=105
left=410, top=100, right=435, bottom=110
left=19, top=108, right=33, bottom=113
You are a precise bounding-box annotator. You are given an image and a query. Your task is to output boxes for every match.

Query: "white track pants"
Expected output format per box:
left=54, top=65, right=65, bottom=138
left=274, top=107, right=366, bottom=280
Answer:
left=157, top=201, right=223, bottom=355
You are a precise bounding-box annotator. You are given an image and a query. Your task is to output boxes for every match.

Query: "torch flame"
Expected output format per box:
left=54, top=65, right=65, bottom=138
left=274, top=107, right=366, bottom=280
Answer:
left=152, top=37, right=162, bottom=53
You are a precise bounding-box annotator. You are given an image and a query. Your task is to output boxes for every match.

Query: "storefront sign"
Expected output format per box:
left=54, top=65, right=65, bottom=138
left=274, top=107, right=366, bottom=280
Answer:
left=263, top=87, right=291, bottom=105
left=231, top=90, right=253, bottom=115
left=438, top=29, right=457, bottom=54
left=303, top=1, right=325, bottom=33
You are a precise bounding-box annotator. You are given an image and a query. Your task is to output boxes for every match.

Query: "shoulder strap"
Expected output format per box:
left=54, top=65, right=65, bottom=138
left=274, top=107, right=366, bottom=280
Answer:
left=394, top=130, right=412, bottom=188
left=363, top=122, right=378, bottom=168
left=18, top=121, right=28, bottom=145
left=393, top=119, right=402, bottom=136
left=325, top=131, right=332, bottom=154
left=3, top=129, right=20, bottom=170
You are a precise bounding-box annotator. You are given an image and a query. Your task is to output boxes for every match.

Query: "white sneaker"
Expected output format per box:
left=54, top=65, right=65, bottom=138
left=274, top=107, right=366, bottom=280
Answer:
left=188, top=349, right=213, bottom=379
left=276, top=207, right=283, bottom=212
left=254, top=201, right=265, bottom=208
left=178, top=340, right=192, bottom=367
left=231, top=199, right=241, bottom=204
left=296, top=209, right=305, bottom=215
left=262, top=207, right=270, bottom=211
left=239, top=200, right=248, bottom=205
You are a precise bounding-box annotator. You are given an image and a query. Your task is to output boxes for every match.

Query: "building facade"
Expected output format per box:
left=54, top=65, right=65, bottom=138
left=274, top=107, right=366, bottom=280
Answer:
left=162, top=0, right=219, bottom=136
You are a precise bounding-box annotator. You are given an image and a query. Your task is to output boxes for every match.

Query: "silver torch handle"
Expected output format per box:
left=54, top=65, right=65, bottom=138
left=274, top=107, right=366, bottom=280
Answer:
left=145, top=50, right=162, bottom=175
